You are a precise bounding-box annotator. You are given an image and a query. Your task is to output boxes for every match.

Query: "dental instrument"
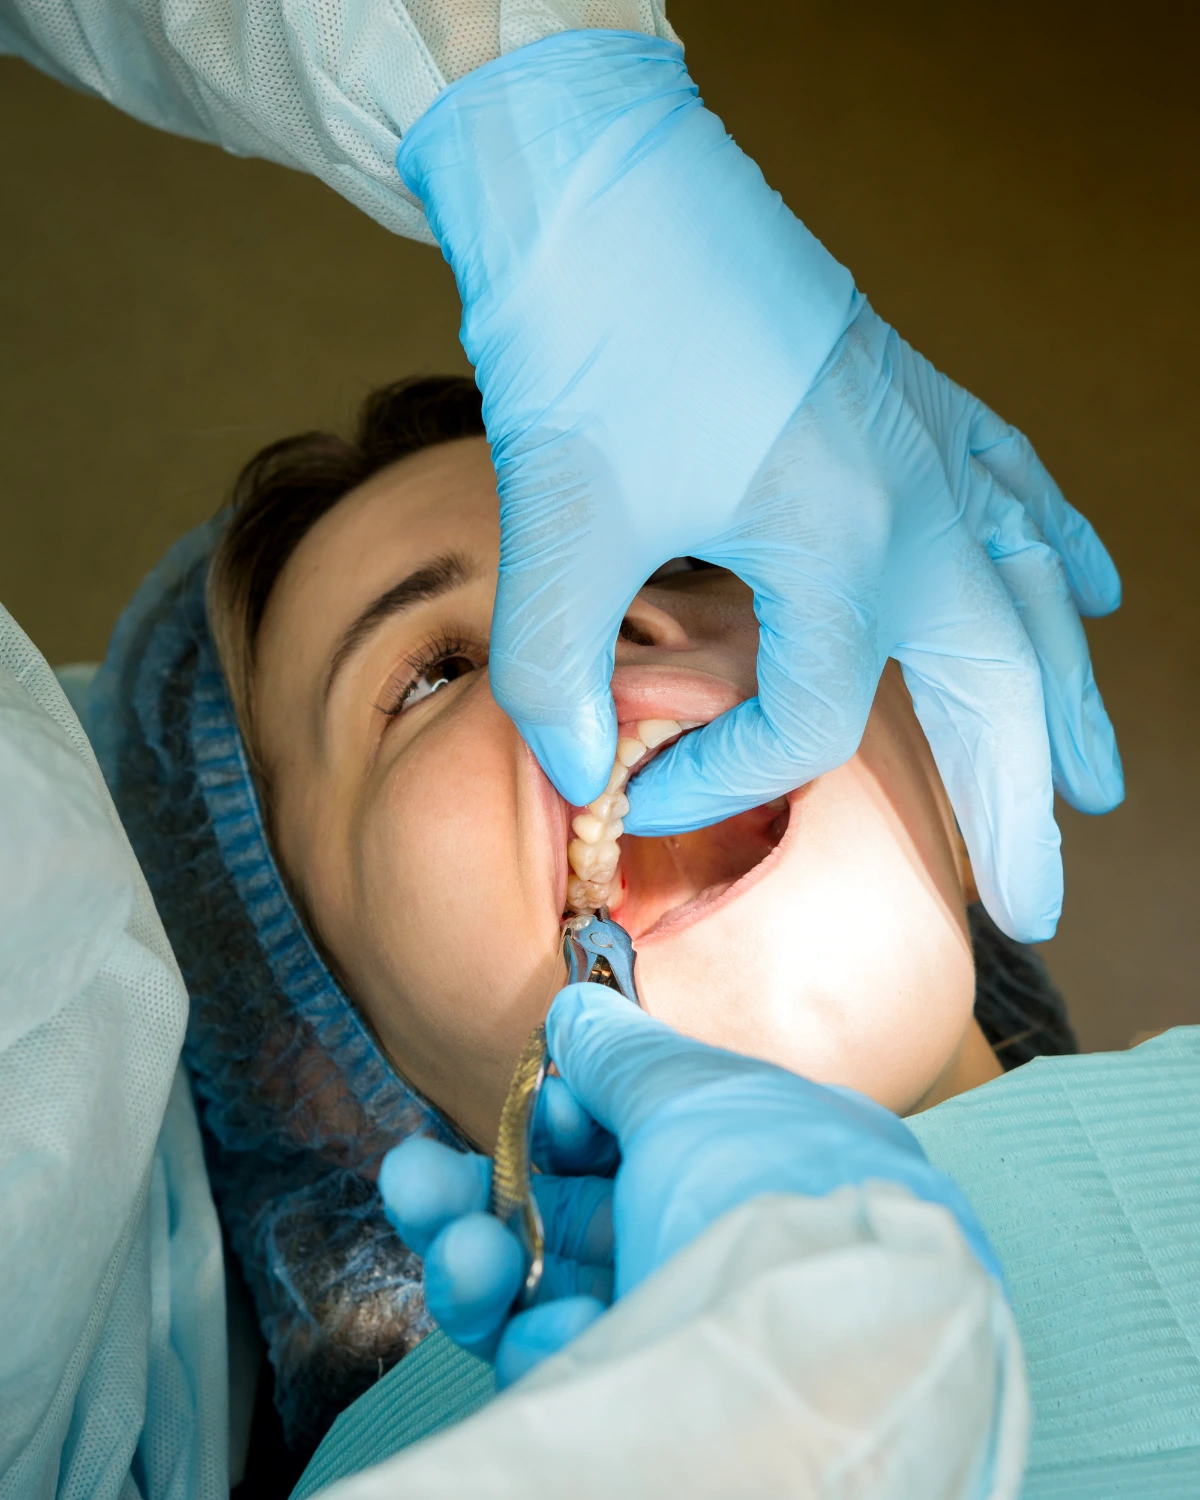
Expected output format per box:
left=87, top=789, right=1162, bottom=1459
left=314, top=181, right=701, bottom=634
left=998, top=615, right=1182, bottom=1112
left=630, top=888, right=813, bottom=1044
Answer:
left=490, top=908, right=640, bottom=1308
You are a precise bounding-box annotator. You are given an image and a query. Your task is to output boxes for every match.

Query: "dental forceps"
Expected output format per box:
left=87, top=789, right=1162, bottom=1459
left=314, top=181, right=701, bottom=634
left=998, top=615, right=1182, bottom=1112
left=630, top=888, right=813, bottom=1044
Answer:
left=489, top=908, right=640, bottom=1309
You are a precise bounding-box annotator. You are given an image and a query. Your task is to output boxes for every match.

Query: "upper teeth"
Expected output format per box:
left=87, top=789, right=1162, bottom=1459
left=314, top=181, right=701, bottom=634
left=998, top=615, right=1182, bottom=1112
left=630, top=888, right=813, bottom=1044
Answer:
left=565, top=718, right=701, bottom=915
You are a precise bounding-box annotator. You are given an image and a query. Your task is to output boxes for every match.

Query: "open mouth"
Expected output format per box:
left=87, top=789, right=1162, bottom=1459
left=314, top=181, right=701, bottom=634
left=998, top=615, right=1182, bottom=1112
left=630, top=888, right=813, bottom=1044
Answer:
left=566, top=719, right=793, bottom=943
left=610, top=795, right=791, bottom=941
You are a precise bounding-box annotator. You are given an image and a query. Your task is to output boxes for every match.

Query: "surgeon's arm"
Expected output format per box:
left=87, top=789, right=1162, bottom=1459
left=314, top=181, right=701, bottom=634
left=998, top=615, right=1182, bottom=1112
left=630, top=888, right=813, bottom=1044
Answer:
left=0, top=0, right=674, bottom=240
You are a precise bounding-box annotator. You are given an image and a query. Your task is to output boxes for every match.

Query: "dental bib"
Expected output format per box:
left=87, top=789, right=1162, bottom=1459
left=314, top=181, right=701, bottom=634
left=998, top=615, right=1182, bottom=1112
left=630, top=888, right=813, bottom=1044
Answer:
left=292, top=1028, right=1200, bottom=1500
left=910, top=1026, right=1200, bottom=1496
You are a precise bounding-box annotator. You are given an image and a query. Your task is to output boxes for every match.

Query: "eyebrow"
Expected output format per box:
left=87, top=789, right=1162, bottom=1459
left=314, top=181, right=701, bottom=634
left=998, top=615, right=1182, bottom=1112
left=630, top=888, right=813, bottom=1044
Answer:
left=322, top=549, right=478, bottom=704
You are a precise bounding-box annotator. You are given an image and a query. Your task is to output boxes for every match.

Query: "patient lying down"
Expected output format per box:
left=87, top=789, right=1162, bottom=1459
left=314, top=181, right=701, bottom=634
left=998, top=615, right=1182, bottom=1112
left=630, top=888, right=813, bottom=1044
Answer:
left=106, top=375, right=1073, bottom=1453
left=210, top=392, right=1014, bottom=1150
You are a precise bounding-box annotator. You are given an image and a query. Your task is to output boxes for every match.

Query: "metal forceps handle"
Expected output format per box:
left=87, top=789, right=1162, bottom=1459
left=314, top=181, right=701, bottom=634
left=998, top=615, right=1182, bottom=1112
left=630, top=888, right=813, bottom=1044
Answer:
left=489, top=909, right=639, bottom=1309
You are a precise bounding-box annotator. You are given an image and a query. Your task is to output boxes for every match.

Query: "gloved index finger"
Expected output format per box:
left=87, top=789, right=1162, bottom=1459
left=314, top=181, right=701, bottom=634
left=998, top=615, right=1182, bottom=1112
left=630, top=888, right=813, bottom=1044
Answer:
left=545, top=981, right=757, bottom=1144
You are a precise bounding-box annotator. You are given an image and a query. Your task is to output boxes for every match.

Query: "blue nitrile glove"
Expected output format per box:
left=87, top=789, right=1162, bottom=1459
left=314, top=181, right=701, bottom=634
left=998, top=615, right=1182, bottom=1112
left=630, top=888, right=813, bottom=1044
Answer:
left=380, top=982, right=1002, bottom=1387
left=380, top=1110, right=617, bottom=1387
left=397, top=30, right=1122, bottom=943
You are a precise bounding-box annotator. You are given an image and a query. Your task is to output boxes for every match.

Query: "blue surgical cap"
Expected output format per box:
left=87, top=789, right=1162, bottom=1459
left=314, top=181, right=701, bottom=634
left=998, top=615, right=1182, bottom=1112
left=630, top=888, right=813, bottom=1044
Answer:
left=91, top=519, right=462, bottom=1454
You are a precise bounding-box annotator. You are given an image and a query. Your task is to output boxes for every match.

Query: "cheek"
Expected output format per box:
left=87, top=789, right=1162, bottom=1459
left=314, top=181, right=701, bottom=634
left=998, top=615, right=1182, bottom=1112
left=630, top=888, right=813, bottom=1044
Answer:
left=339, top=689, right=564, bottom=1145
left=634, top=758, right=975, bottom=1115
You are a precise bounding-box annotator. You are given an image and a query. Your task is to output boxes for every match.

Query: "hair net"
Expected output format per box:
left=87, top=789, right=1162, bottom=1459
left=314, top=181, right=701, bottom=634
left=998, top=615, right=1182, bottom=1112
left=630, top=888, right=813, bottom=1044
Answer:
left=968, top=904, right=1076, bottom=1069
left=91, top=518, right=462, bottom=1456
left=90, top=513, right=1074, bottom=1458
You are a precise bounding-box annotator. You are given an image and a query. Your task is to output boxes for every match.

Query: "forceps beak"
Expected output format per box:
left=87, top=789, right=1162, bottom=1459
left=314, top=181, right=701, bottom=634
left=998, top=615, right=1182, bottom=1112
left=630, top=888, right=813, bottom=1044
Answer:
left=561, top=907, right=641, bottom=1006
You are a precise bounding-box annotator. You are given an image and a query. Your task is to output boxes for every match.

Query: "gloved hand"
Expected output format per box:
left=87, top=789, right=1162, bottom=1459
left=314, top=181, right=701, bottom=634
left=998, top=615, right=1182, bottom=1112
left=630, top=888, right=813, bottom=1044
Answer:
left=397, top=30, right=1122, bottom=943
left=380, top=982, right=1001, bottom=1387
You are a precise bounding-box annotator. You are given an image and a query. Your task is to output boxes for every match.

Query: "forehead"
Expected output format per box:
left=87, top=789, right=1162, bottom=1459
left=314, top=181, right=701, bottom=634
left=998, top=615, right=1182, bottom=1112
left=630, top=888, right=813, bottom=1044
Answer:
left=262, top=435, right=498, bottom=642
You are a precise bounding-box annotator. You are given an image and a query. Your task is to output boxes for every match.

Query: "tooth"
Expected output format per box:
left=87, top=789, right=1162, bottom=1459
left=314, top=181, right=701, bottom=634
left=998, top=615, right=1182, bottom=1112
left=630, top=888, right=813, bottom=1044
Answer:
left=566, top=838, right=592, bottom=878
left=563, top=735, right=653, bottom=914
left=588, top=790, right=629, bottom=822
left=635, top=718, right=681, bottom=749
left=567, top=874, right=610, bottom=913
left=589, top=843, right=621, bottom=882
left=572, top=812, right=608, bottom=845
left=679, top=719, right=703, bottom=731
left=575, top=813, right=623, bottom=844
left=616, top=736, right=648, bottom=768
left=568, top=838, right=621, bottom=882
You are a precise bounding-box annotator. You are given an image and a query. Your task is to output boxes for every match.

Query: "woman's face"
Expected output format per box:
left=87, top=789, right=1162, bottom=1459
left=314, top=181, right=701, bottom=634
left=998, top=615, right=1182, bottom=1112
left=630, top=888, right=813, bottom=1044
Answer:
left=253, top=438, right=995, bottom=1150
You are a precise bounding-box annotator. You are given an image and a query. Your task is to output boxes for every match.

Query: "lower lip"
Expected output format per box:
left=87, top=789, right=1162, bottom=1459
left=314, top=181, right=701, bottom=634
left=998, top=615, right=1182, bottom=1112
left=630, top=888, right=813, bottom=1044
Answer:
left=613, top=789, right=800, bottom=945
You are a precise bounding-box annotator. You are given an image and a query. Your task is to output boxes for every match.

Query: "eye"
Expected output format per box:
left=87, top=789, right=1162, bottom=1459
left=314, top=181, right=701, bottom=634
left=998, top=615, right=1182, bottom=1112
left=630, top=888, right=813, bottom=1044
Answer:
left=392, top=653, right=479, bottom=716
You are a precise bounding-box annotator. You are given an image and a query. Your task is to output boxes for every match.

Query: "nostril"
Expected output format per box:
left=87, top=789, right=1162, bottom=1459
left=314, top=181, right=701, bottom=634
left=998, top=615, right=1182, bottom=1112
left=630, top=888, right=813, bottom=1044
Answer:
left=619, top=592, right=693, bottom=651
left=618, top=617, right=657, bottom=647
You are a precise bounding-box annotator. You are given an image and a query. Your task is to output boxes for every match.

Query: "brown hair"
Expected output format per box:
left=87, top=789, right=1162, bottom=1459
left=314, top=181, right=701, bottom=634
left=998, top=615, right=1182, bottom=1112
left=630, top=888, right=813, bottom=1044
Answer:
left=207, top=375, right=485, bottom=766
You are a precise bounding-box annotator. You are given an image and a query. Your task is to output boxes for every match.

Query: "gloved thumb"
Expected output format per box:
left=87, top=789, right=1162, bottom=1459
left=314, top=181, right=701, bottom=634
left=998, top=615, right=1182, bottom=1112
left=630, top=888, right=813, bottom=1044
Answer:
left=545, top=982, right=758, bottom=1144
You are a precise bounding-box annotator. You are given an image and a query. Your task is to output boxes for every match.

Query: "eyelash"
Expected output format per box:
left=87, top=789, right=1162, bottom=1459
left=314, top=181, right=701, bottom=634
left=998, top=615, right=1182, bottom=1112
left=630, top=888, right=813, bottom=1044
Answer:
left=375, top=631, right=485, bottom=720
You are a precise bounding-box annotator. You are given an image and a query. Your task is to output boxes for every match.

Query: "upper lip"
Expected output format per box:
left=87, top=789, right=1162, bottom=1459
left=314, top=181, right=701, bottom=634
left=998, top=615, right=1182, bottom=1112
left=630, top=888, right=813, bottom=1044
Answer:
left=591, top=665, right=747, bottom=815
left=610, top=665, right=745, bottom=728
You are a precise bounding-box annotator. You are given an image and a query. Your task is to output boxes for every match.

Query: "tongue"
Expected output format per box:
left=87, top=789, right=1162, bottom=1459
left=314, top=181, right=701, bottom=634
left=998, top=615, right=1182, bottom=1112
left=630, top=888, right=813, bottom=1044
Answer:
left=609, top=800, right=789, bottom=940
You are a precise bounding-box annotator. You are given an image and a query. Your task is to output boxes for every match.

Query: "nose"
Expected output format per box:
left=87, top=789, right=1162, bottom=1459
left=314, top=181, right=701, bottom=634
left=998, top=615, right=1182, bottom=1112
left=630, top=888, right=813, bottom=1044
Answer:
left=618, top=593, right=693, bottom=652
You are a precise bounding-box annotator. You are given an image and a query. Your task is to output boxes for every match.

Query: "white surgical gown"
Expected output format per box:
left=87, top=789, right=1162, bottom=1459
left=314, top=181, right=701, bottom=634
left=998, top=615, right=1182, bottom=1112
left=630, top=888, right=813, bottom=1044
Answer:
left=0, top=0, right=677, bottom=242
left=0, top=611, right=226, bottom=1500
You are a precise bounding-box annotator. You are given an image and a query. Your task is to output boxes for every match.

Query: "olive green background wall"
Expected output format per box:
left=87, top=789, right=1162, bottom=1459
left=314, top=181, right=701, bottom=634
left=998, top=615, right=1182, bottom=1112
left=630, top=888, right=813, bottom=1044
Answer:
left=1, top=0, right=1195, bottom=1051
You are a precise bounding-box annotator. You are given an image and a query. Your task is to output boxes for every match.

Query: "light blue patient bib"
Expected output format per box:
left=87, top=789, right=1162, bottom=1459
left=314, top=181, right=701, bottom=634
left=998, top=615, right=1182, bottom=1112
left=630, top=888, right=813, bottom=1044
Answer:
left=909, top=1025, right=1200, bottom=1498
left=293, top=1028, right=1200, bottom=1499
